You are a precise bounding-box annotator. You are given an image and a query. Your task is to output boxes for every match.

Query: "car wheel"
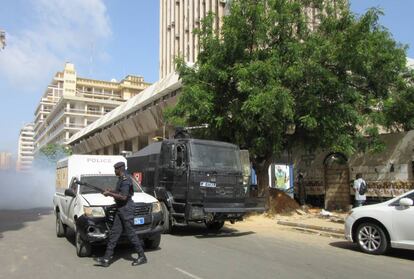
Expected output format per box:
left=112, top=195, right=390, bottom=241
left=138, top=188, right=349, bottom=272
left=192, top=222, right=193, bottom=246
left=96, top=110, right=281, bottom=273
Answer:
left=75, top=229, right=92, bottom=257
left=144, top=234, right=161, bottom=250
left=56, top=212, right=66, bottom=237
left=161, top=203, right=172, bottom=234
left=205, top=220, right=225, bottom=231
left=356, top=222, right=388, bottom=255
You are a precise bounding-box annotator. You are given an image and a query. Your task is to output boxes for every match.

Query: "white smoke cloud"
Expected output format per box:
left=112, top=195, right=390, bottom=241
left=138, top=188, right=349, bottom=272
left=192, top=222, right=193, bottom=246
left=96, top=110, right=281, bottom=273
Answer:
left=0, top=168, right=55, bottom=210
left=0, top=0, right=111, bottom=91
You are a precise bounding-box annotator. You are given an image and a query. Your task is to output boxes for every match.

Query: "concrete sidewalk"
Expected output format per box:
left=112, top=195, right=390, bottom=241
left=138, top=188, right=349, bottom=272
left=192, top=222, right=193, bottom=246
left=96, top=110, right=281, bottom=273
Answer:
left=274, top=209, right=346, bottom=239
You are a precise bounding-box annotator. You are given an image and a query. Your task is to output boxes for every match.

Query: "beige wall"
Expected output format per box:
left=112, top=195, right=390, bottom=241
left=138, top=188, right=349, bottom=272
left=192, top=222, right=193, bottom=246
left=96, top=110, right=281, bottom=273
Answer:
left=287, top=131, right=414, bottom=200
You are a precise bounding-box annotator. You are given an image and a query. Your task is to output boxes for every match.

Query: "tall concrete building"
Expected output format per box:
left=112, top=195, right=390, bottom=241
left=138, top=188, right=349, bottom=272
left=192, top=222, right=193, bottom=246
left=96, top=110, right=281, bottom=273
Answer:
left=0, top=152, right=13, bottom=171
left=159, top=0, right=230, bottom=79
left=16, top=123, right=35, bottom=171
left=158, top=0, right=345, bottom=79
left=33, top=63, right=151, bottom=153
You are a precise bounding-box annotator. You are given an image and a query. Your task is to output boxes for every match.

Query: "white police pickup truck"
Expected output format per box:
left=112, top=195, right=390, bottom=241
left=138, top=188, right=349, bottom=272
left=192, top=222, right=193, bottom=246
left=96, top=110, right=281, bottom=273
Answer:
left=53, top=155, right=164, bottom=257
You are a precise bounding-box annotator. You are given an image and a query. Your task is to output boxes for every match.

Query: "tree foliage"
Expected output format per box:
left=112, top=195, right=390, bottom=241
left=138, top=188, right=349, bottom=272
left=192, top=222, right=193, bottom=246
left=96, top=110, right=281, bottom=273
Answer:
left=34, top=144, right=72, bottom=168
left=166, top=0, right=411, bottom=189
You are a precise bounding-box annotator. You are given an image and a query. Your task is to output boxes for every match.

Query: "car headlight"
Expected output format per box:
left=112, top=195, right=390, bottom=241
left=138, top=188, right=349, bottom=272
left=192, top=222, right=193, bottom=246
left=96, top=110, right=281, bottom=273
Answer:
left=152, top=202, right=161, bottom=213
left=83, top=206, right=105, bottom=218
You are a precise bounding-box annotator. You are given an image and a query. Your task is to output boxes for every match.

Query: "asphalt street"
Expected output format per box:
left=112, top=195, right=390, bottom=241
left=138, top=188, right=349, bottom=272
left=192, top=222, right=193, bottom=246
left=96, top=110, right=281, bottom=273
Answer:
left=0, top=208, right=413, bottom=279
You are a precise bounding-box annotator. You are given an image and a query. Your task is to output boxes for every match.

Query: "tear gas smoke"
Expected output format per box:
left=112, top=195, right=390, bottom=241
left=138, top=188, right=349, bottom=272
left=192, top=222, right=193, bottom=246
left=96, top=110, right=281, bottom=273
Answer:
left=0, top=167, right=55, bottom=210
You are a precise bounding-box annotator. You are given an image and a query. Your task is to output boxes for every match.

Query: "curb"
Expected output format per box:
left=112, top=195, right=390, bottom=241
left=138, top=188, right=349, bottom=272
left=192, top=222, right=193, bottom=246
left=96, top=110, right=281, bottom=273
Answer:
left=292, top=228, right=345, bottom=239
left=277, top=220, right=345, bottom=235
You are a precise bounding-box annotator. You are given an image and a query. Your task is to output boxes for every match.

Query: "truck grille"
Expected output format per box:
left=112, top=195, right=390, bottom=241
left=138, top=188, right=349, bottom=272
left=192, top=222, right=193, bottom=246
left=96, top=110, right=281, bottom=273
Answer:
left=105, top=203, right=151, bottom=224
left=134, top=204, right=151, bottom=215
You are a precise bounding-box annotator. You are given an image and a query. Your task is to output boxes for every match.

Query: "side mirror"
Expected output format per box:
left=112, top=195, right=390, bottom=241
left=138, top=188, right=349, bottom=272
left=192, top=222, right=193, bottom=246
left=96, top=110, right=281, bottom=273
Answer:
left=399, top=198, right=413, bottom=207
left=64, top=189, right=76, bottom=198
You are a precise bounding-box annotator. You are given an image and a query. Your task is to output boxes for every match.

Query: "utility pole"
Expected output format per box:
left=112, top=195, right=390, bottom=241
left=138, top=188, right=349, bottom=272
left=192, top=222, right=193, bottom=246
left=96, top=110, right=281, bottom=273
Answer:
left=0, top=29, right=6, bottom=50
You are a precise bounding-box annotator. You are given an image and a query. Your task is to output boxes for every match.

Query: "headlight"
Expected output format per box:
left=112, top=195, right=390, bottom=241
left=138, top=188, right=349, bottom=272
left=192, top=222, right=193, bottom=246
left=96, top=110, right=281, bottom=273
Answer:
left=152, top=202, right=161, bottom=213
left=83, top=206, right=105, bottom=218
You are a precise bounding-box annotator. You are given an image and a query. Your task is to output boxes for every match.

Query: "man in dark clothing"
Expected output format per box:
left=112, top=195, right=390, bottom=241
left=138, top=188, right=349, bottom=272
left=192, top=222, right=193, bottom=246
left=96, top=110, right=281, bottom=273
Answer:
left=94, top=161, right=147, bottom=267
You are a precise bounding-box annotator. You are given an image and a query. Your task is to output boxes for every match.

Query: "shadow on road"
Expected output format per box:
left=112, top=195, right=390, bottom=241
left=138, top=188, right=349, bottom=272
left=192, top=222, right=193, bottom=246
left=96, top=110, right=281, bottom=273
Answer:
left=170, top=223, right=255, bottom=239
left=0, top=208, right=52, bottom=239
left=64, top=227, right=161, bottom=265
left=329, top=241, right=414, bottom=261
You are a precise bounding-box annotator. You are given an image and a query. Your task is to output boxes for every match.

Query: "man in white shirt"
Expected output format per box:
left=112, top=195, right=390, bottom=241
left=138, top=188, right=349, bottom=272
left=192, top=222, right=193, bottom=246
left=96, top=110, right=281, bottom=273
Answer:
left=353, top=173, right=366, bottom=207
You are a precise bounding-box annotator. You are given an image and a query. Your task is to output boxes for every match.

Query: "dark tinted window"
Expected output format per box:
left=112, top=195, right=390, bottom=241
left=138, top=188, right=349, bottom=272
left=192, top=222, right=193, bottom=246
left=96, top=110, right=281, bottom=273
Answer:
left=189, top=143, right=242, bottom=172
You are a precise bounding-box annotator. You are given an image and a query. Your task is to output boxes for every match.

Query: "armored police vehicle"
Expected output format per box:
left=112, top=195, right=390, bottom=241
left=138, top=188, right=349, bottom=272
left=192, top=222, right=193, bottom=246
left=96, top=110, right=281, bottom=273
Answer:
left=53, top=155, right=163, bottom=257
left=126, top=133, right=264, bottom=233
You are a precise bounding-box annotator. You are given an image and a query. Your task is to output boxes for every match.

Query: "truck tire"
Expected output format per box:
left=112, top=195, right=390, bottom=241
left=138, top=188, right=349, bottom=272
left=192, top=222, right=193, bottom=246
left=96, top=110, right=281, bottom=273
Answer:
left=56, top=212, right=66, bottom=238
left=161, top=202, right=172, bottom=234
left=75, top=229, right=92, bottom=257
left=205, top=220, right=225, bottom=231
left=144, top=234, right=161, bottom=250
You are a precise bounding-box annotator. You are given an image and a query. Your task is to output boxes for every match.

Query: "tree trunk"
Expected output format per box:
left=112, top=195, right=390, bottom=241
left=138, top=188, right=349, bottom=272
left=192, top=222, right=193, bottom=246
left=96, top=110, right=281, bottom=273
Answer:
left=255, top=161, right=271, bottom=210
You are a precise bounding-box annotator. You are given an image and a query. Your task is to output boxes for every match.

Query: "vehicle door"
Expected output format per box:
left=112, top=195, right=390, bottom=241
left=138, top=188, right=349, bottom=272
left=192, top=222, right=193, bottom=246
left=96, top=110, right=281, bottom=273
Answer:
left=158, top=142, right=175, bottom=191
left=390, top=191, right=414, bottom=249
left=62, top=177, right=78, bottom=227
left=172, top=143, right=188, bottom=200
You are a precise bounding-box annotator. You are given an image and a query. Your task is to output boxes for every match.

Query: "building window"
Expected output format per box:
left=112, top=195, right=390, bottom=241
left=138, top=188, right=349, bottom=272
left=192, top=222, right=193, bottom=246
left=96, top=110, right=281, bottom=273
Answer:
left=124, top=140, right=132, bottom=151
left=113, top=144, right=119, bottom=155
left=138, top=136, right=148, bottom=150
left=104, top=146, right=108, bottom=155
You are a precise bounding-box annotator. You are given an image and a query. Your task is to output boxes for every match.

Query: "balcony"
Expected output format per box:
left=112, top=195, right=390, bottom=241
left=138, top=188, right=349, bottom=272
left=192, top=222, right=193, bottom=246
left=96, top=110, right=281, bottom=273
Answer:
left=65, top=108, right=105, bottom=116
left=75, top=89, right=123, bottom=101
left=65, top=123, right=86, bottom=129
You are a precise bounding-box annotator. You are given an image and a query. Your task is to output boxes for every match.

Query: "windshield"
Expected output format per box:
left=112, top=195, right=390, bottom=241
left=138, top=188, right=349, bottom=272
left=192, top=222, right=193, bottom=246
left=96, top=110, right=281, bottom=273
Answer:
left=79, top=175, right=142, bottom=194
left=189, top=142, right=242, bottom=172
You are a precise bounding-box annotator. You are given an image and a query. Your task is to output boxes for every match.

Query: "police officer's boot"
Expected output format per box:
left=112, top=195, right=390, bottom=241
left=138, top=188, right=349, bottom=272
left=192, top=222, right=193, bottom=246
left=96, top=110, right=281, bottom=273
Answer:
left=94, top=257, right=111, bottom=267
left=132, top=253, right=147, bottom=266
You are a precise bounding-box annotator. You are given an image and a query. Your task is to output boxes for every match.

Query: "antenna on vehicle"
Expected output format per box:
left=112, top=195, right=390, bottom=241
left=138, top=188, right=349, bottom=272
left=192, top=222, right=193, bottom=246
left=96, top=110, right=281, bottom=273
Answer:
left=174, top=124, right=209, bottom=139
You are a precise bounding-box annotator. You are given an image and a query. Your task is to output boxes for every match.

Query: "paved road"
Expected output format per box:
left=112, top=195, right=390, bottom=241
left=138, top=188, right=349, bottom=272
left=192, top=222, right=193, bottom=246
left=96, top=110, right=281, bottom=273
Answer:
left=1, top=208, right=413, bottom=279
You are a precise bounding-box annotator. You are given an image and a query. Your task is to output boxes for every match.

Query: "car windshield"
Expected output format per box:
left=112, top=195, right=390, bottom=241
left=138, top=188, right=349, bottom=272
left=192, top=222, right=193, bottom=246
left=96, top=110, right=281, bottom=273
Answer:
left=189, top=142, right=242, bottom=172
left=79, top=175, right=142, bottom=194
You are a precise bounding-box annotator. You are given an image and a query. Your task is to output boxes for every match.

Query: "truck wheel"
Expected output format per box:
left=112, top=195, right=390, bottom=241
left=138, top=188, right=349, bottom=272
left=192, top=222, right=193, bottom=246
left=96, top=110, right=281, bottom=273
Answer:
left=144, top=234, right=161, bottom=250
left=75, top=229, right=92, bottom=257
left=56, top=212, right=66, bottom=238
left=205, top=220, right=225, bottom=231
left=161, top=203, right=172, bottom=234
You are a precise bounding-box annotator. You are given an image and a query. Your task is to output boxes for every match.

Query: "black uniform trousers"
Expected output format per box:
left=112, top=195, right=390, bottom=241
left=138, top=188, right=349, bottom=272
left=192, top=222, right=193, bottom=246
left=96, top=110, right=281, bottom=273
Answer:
left=104, top=212, right=145, bottom=259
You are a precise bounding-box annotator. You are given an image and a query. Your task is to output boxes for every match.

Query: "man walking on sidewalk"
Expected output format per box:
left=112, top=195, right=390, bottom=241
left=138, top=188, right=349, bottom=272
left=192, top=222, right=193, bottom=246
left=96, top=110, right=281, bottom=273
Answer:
left=353, top=173, right=367, bottom=208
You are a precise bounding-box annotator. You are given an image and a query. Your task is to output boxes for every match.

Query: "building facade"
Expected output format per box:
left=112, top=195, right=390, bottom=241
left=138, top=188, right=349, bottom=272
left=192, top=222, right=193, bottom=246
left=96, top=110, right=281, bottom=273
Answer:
left=158, top=0, right=345, bottom=79
left=68, top=73, right=181, bottom=155
left=0, top=152, right=13, bottom=171
left=159, top=0, right=230, bottom=79
left=16, top=123, right=35, bottom=171
left=33, top=63, right=151, bottom=153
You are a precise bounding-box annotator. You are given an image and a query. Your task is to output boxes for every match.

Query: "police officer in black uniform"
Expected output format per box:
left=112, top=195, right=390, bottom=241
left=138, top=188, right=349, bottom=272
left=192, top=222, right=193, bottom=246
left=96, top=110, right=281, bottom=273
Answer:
left=94, top=161, right=147, bottom=267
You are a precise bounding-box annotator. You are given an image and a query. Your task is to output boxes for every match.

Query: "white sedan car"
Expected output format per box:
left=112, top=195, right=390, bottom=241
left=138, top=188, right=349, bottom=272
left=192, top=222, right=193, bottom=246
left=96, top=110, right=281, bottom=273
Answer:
left=345, top=190, right=414, bottom=255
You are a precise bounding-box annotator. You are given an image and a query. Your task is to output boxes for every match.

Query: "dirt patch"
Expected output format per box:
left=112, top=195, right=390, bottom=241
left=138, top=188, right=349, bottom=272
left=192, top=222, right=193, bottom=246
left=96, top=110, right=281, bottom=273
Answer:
left=227, top=213, right=346, bottom=246
left=267, top=188, right=300, bottom=214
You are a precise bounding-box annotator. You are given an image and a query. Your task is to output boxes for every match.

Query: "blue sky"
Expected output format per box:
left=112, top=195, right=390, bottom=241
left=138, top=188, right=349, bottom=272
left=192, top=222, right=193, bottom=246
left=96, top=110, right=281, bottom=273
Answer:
left=0, top=0, right=413, bottom=158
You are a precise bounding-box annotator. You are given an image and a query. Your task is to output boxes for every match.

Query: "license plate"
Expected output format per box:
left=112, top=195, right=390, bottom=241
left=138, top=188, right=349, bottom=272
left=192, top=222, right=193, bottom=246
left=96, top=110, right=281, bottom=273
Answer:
left=134, top=217, right=145, bottom=225
left=200, top=181, right=216, bottom=187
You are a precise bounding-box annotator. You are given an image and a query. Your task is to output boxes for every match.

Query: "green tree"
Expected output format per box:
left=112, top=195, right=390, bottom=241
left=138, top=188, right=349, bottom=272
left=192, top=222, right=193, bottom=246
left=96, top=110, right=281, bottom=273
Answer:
left=166, top=0, right=411, bottom=194
left=34, top=144, right=72, bottom=168
left=382, top=70, right=414, bottom=131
